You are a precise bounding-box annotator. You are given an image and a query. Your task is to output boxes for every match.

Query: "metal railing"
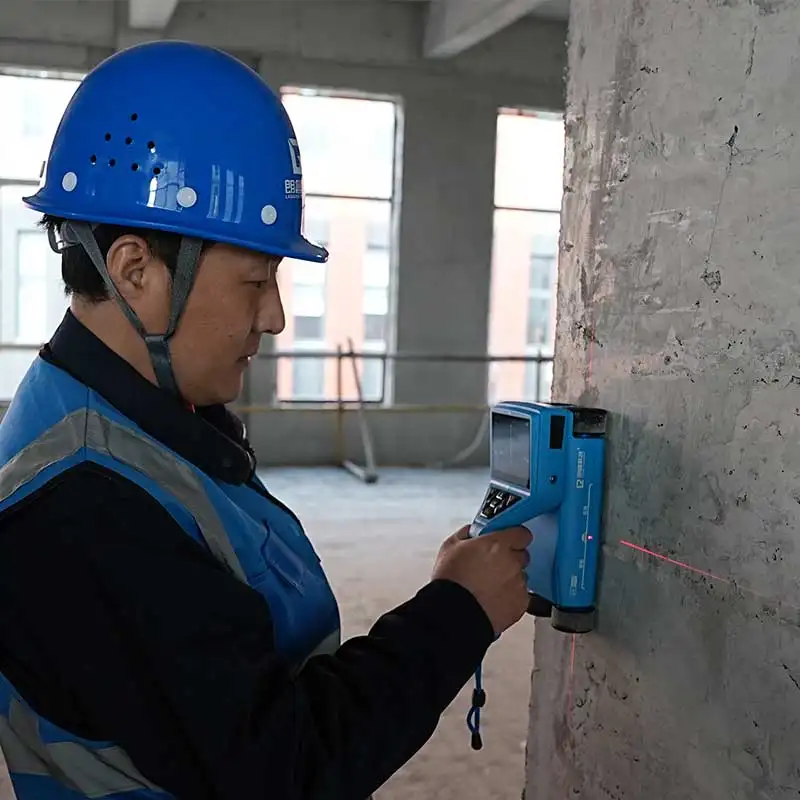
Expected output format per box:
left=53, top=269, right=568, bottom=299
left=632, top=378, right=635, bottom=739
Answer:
left=238, top=347, right=553, bottom=409
left=0, top=343, right=553, bottom=405
left=234, top=346, right=554, bottom=483
left=0, top=342, right=554, bottom=483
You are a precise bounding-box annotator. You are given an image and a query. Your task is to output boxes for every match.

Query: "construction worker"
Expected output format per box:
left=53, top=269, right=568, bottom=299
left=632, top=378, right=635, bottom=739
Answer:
left=0, top=41, right=532, bottom=799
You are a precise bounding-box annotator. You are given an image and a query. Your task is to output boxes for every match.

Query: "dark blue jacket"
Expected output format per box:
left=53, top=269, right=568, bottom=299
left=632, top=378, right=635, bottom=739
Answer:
left=0, top=312, right=494, bottom=799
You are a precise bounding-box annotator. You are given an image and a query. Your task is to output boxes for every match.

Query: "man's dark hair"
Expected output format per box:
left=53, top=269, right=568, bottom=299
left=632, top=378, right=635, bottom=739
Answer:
left=40, top=215, right=212, bottom=302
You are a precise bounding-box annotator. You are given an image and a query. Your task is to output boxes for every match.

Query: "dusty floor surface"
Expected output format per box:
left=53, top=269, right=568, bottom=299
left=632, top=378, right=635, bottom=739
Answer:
left=0, top=468, right=533, bottom=800
left=264, top=467, right=534, bottom=800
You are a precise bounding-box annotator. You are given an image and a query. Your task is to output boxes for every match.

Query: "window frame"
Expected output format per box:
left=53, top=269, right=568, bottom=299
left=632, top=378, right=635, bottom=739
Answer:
left=274, top=85, right=403, bottom=406
left=0, top=66, right=85, bottom=402
left=488, top=107, right=563, bottom=404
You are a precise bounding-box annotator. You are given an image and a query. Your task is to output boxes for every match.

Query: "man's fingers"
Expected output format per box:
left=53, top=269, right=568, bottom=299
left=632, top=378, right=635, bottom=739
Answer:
left=483, top=526, right=532, bottom=549
left=444, top=525, right=471, bottom=547
left=511, top=526, right=533, bottom=547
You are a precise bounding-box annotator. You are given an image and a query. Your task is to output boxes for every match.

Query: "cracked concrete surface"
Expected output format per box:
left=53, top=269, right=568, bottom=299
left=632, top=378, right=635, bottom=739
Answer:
left=526, top=0, right=800, bottom=797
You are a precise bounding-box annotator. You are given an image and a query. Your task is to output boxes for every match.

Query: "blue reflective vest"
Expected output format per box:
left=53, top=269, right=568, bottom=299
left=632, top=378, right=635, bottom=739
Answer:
left=0, top=357, right=342, bottom=799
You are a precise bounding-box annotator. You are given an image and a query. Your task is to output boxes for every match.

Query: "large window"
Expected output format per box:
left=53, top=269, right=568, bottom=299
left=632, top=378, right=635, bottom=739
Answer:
left=290, top=255, right=327, bottom=400
left=275, top=88, right=400, bottom=402
left=0, top=71, right=81, bottom=402
left=16, top=230, right=50, bottom=343
left=487, top=108, right=565, bottom=404
left=360, top=201, right=390, bottom=401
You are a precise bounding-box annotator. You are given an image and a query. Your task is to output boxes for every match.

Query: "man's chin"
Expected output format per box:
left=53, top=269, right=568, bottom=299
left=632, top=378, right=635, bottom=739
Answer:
left=191, top=372, right=245, bottom=408
left=223, top=369, right=247, bottom=405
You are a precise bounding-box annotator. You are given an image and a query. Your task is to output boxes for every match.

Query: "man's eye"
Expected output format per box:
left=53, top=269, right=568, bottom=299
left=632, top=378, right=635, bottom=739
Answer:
left=251, top=281, right=267, bottom=289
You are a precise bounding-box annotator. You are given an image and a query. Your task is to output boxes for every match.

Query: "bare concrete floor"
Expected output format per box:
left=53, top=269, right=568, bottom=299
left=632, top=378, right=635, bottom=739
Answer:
left=263, top=467, right=534, bottom=800
left=0, top=468, right=534, bottom=800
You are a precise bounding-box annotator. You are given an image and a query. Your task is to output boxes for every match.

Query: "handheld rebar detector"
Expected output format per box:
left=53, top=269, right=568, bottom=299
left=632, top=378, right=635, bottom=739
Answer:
left=465, top=401, right=608, bottom=749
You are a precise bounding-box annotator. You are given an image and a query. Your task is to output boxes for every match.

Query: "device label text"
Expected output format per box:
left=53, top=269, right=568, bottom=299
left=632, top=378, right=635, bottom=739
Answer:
left=576, top=449, right=585, bottom=489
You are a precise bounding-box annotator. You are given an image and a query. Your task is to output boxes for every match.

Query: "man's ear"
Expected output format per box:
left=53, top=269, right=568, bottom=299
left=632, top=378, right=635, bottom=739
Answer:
left=105, top=235, right=162, bottom=300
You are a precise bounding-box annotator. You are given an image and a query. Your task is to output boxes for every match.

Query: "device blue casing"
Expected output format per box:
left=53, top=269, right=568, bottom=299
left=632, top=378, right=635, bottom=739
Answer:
left=470, top=401, right=607, bottom=616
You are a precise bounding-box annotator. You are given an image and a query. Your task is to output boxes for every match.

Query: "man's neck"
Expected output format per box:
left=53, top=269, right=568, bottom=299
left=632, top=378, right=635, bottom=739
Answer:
left=70, top=298, right=159, bottom=388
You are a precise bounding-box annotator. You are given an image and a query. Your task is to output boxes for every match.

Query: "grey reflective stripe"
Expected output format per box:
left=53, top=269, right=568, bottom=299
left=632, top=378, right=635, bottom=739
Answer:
left=0, top=408, right=246, bottom=583
left=0, top=700, right=162, bottom=798
left=294, top=629, right=341, bottom=675
left=0, top=405, right=249, bottom=794
left=307, top=630, right=341, bottom=660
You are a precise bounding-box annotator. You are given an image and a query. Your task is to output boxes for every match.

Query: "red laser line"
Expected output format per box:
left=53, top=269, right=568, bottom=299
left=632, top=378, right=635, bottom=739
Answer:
left=562, top=318, right=593, bottom=800
left=619, top=540, right=729, bottom=583
left=561, top=317, right=593, bottom=799
left=619, top=539, right=800, bottom=615
left=566, top=633, right=576, bottom=723
left=564, top=633, right=577, bottom=800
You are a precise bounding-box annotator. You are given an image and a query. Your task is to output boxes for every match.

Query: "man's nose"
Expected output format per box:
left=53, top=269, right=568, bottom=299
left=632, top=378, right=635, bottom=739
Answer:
left=256, top=284, right=285, bottom=336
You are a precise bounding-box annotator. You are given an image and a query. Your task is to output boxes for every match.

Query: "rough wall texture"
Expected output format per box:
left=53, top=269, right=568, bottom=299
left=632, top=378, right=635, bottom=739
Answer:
left=526, top=0, right=800, bottom=797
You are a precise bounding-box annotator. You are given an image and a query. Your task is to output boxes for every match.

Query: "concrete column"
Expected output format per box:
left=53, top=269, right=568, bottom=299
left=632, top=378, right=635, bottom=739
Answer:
left=393, top=90, right=497, bottom=407
left=526, top=1, right=800, bottom=797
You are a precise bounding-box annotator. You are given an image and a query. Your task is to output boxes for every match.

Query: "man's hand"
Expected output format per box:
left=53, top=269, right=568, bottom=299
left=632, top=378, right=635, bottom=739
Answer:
left=432, top=525, right=532, bottom=635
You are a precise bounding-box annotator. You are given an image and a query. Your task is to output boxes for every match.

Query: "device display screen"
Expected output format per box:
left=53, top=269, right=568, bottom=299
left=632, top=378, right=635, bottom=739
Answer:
left=491, top=412, right=531, bottom=489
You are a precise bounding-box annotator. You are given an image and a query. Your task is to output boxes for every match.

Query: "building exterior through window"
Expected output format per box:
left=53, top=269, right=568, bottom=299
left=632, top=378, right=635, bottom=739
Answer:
left=275, top=88, right=398, bottom=402
left=0, top=70, right=80, bottom=401
left=487, top=107, right=565, bottom=404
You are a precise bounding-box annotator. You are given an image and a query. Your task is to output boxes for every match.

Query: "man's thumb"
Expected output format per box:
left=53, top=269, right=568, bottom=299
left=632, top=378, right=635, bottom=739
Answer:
left=447, top=525, right=471, bottom=545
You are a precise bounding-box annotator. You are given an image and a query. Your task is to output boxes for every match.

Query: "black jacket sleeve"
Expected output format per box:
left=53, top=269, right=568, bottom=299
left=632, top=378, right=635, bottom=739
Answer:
left=0, top=463, right=494, bottom=799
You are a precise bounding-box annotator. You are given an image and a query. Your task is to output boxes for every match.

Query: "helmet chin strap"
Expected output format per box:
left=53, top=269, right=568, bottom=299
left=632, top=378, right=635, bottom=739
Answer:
left=59, top=222, right=203, bottom=399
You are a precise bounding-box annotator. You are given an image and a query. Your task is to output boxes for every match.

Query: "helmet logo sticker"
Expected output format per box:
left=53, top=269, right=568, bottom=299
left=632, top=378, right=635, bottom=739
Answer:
left=261, top=205, right=278, bottom=226
left=285, top=138, right=303, bottom=200
left=285, top=178, right=302, bottom=201
left=288, top=138, right=302, bottom=176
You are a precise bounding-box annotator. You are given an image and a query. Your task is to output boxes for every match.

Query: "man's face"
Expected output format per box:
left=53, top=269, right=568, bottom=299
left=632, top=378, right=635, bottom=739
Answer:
left=168, top=243, right=285, bottom=406
left=102, top=235, right=285, bottom=406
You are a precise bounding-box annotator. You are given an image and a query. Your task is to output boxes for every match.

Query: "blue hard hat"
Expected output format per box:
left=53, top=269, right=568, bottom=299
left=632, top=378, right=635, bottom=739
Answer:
left=23, top=40, right=327, bottom=264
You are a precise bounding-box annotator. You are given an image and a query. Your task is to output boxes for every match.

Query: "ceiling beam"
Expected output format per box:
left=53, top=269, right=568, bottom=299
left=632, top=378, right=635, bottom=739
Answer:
left=424, top=0, right=548, bottom=58
left=128, top=0, right=179, bottom=30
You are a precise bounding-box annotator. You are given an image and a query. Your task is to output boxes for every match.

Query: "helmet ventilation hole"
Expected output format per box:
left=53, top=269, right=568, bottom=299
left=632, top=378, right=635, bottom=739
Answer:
left=34, top=42, right=320, bottom=265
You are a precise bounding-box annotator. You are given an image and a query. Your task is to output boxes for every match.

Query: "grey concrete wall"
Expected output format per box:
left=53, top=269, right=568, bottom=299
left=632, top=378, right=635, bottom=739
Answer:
left=0, top=0, right=566, bottom=466
left=526, top=0, right=800, bottom=797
